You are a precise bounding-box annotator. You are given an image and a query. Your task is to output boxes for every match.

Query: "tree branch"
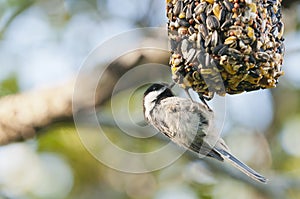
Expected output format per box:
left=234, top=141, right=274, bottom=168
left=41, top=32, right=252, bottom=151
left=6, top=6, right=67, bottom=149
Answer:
left=0, top=81, right=74, bottom=144
left=0, top=48, right=170, bottom=145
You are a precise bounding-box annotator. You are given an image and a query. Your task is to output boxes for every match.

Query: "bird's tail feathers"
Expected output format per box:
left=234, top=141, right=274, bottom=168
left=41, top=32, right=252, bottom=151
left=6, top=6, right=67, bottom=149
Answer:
left=214, top=148, right=268, bottom=183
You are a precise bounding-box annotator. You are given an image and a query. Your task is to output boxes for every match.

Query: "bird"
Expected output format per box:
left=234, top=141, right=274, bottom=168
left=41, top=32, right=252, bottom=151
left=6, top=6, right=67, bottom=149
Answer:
left=143, top=83, right=267, bottom=183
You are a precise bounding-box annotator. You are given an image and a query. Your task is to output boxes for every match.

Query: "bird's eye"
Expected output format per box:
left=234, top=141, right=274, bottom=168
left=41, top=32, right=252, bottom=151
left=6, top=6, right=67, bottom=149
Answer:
left=150, top=84, right=162, bottom=91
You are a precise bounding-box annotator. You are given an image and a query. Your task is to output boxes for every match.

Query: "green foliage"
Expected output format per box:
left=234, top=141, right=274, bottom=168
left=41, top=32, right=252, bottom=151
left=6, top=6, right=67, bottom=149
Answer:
left=37, top=123, right=106, bottom=199
left=0, top=74, right=19, bottom=97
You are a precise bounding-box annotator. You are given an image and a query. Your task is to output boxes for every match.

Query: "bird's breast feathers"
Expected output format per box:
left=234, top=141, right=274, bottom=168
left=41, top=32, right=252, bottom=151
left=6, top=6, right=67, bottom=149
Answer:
left=150, top=97, right=212, bottom=142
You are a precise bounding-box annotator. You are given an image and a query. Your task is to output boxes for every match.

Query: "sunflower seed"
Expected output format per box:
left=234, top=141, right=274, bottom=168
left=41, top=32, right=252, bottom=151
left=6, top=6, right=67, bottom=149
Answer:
left=224, top=0, right=234, bottom=11
left=195, top=2, right=207, bottom=15
left=174, top=1, right=183, bottom=15
left=206, top=15, right=220, bottom=30
left=211, top=30, right=219, bottom=47
left=186, top=48, right=197, bottom=64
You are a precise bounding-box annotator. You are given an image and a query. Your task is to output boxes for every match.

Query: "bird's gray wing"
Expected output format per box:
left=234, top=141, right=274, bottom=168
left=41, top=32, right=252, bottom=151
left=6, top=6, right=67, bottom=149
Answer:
left=150, top=97, right=267, bottom=183
left=151, top=97, right=219, bottom=157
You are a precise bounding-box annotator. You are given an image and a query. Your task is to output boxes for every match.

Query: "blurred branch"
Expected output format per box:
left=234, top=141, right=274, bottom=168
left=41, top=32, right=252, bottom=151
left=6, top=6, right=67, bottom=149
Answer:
left=0, top=81, right=74, bottom=144
left=0, top=48, right=170, bottom=145
left=0, top=0, right=35, bottom=38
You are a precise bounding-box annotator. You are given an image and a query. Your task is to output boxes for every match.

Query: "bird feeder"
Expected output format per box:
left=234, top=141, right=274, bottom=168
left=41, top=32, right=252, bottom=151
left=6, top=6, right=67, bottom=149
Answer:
left=167, top=0, right=285, bottom=99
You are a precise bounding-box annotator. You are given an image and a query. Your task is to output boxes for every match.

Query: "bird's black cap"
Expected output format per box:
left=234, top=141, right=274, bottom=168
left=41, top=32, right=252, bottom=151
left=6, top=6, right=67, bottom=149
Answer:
left=144, top=83, right=166, bottom=96
left=144, top=83, right=174, bottom=103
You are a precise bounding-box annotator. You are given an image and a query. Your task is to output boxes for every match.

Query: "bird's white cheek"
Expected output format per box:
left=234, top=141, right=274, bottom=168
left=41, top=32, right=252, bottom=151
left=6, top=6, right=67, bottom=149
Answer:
left=143, top=91, right=161, bottom=120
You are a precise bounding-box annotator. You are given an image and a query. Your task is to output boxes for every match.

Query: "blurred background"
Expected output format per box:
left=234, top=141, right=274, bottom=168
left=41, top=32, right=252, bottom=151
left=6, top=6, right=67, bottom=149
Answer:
left=1, top=0, right=300, bottom=198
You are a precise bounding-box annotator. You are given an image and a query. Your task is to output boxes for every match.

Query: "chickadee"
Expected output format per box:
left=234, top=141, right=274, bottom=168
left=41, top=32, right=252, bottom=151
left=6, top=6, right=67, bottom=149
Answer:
left=143, top=83, right=267, bottom=183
